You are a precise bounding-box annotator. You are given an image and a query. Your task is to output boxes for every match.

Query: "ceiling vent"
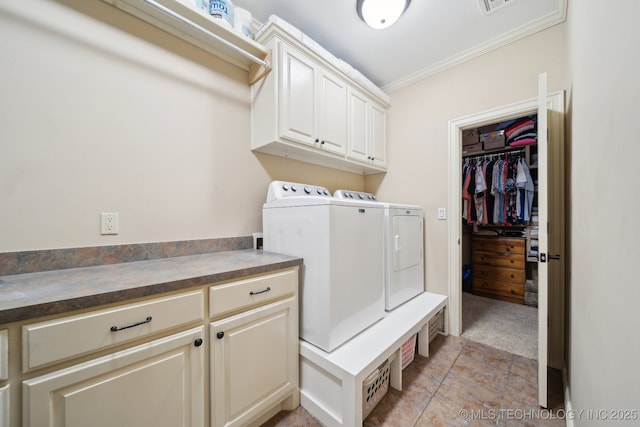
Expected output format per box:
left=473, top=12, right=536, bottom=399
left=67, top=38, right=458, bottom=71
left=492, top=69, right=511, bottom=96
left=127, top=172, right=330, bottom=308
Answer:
left=477, top=0, right=512, bottom=15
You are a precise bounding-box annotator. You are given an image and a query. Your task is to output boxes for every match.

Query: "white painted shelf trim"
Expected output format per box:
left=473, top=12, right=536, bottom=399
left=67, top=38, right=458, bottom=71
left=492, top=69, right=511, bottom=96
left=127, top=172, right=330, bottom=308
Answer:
left=101, top=0, right=271, bottom=82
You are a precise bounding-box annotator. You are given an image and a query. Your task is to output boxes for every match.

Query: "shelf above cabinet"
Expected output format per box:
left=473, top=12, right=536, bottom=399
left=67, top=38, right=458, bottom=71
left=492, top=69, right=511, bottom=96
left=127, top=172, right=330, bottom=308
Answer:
left=101, top=0, right=271, bottom=83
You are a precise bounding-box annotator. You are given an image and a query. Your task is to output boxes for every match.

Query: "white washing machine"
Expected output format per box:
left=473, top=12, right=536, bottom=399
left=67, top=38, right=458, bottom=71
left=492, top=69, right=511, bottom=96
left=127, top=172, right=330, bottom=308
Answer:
left=262, top=181, right=385, bottom=352
left=335, top=190, right=425, bottom=311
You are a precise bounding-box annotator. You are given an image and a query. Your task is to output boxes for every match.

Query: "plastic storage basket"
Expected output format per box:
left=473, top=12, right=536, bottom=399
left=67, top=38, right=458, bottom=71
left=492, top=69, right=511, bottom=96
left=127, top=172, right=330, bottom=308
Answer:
left=401, top=334, right=417, bottom=369
left=429, top=309, right=445, bottom=342
left=362, top=357, right=391, bottom=419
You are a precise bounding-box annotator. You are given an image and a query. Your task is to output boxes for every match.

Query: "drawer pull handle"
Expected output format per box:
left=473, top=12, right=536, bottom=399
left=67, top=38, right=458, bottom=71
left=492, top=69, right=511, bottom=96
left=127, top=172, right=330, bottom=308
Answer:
left=110, top=316, right=152, bottom=332
left=250, top=286, right=271, bottom=296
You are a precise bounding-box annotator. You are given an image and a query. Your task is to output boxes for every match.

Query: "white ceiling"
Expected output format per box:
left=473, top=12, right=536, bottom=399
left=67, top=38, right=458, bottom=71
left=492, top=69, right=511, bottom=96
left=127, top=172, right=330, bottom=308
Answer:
left=232, top=0, right=566, bottom=92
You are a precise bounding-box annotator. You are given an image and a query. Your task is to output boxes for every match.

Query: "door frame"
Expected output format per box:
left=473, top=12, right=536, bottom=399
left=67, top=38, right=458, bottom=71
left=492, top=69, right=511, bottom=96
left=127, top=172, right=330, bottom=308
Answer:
left=447, top=92, right=564, bottom=364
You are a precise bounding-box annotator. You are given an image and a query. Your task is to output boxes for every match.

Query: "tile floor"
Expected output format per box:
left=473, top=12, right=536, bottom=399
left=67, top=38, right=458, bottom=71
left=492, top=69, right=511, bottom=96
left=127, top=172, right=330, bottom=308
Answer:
left=262, top=335, right=565, bottom=427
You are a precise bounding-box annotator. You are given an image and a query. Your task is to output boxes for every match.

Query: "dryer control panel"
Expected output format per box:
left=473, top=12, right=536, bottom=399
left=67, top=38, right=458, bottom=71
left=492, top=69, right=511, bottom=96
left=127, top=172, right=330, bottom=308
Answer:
left=333, top=189, right=377, bottom=201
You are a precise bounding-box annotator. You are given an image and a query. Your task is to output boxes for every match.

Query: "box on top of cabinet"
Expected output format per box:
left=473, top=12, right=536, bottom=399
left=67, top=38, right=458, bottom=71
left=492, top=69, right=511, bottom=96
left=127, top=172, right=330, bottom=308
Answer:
left=462, top=128, right=478, bottom=146
left=480, top=130, right=506, bottom=150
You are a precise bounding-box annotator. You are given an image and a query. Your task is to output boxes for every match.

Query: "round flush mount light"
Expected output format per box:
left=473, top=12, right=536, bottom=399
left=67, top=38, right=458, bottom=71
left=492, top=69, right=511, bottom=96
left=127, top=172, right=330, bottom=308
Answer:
left=356, top=0, right=411, bottom=29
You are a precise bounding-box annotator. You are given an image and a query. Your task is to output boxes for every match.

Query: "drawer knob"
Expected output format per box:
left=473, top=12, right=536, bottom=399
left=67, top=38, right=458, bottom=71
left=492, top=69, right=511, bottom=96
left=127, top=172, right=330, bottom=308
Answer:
left=110, top=316, right=152, bottom=332
left=250, top=286, right=271, bottom=296
left=216, top=331, right=224, bottom=339
left=194, top=338, right=203, bottom=347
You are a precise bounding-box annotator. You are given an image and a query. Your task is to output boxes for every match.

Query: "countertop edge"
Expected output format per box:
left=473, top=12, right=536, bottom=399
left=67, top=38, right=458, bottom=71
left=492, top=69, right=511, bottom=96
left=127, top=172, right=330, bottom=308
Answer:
left=0, top=251, right=302, bottom=325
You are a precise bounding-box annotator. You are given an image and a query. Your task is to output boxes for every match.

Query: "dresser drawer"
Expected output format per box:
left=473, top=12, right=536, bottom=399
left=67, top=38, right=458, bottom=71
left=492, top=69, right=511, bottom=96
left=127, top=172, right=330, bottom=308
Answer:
left=209, top=268, right=297, bottom=318
left=473, top=265, right=525, bottom=283
left=472, top=237, right=524, bottom=254
left=22, top=290, right=204, bottom=372
left=472, top=251, right=525, bottom=269
left=472, top=278, right=524, bottom=301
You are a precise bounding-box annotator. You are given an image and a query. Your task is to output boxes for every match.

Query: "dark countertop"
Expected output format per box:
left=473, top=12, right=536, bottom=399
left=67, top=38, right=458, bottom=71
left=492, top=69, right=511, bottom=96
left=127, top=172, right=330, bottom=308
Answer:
left=0, top=249, right=302, bottom=325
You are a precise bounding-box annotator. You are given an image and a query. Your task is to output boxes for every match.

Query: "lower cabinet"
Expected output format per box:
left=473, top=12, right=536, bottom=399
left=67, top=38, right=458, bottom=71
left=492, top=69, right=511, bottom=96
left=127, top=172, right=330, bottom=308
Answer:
left=210, top=297, right=298, bottom=427
left=5, top=267, right=299, bottom=427
left=23, top=327, right=205, bottom=427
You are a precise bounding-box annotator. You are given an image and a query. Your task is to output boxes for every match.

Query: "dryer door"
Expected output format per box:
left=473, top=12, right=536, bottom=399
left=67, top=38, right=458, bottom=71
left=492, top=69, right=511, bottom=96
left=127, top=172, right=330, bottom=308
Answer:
left=392, top=215, right=422, bottom=271
left=386, top=211, right=424, bottom=311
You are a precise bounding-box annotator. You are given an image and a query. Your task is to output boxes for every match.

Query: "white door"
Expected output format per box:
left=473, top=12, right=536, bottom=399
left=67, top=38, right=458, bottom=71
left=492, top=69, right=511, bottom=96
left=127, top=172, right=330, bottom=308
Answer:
left=537, top=73, right=549, bottom=408
left=536, top=72, right=566, bottom=408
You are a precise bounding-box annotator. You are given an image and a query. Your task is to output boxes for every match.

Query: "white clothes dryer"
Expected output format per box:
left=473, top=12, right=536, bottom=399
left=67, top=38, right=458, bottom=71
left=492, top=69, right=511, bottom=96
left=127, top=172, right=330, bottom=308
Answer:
left=335, top=190, right=425, bottom=311
left=263, top=181, right=385, bottom=352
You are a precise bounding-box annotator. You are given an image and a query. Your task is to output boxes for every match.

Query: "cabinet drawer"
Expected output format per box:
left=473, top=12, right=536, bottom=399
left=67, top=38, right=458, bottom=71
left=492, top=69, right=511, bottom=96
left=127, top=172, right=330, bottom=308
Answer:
left=209, top=268, right=297, bottom=318
left=22, top=290, right=204, bottom=372
left=473, top=265, right=525, bottom=284
left=472, top=251, right=524, bottom=269
left=472, top=278, right=524, bottom=301
left=472, top=237, right=524, bottom=254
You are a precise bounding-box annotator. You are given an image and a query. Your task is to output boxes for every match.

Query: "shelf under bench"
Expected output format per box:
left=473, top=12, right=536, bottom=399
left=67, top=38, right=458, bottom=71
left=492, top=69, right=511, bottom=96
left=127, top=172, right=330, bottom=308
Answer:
left=299, top=292, right=447, bottom=426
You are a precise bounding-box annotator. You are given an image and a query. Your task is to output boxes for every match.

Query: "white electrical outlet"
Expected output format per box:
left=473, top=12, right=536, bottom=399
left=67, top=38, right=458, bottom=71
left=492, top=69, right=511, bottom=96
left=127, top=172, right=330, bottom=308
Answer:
left=101, top=213, right=119, bottom=235
left=438, top=208, right=446, bottom=220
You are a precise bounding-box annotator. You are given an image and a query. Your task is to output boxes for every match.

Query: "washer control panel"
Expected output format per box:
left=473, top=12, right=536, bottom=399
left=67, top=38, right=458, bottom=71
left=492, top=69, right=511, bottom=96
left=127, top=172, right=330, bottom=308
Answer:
left=266, top=181, right=331, bottom=202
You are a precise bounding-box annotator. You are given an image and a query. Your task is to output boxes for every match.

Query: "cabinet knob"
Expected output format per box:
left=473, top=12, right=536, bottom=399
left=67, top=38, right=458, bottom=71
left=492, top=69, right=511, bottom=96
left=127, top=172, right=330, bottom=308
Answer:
left=315, top=138, right=320, bottom=143
left=320, top=140, right=325, bottom=145
left=194, top=338, right=203, bottom=347
left=216, top=331, right=224, bottom=339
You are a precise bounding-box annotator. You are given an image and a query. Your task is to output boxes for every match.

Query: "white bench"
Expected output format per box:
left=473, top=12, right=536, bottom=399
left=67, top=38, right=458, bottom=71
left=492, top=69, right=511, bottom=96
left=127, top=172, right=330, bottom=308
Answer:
left=299, top=292, right=448, bottom=426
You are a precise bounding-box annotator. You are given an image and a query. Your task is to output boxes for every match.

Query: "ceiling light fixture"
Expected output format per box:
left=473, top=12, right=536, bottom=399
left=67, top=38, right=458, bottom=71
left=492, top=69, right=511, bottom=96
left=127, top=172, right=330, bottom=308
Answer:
left=356, top=0, right=411, bottom=30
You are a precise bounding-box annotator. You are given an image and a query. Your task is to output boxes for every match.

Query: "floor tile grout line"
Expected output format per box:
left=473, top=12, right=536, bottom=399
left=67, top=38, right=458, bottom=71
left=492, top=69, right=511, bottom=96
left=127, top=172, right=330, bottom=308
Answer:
left=409, top=337, right=467, bottom=427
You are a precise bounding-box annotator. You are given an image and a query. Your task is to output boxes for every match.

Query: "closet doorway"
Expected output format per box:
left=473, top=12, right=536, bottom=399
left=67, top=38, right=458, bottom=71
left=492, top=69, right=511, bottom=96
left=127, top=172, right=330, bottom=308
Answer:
left=447, top=74, right=565, bottom=408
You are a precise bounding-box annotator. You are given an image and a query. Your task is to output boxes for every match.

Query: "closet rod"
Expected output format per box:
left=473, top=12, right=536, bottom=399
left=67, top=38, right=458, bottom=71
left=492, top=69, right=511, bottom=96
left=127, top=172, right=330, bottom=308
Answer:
left=142, top=0, right=270, bottom=69
left=463, top=149, right=526, bottom=161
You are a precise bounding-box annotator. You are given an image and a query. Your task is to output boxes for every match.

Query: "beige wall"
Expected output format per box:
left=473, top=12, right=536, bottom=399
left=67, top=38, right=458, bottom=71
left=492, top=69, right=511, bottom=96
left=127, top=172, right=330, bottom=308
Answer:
left=566, top=0, right=640, bottom=419
left=367, top=23, right=570, bottom=295
left=0, top=0, right=362, bottom=252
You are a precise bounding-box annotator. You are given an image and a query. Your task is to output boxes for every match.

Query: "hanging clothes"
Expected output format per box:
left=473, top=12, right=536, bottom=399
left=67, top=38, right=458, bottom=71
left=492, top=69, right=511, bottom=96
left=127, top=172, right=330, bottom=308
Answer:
left=462, top=151, right=532, bottom=227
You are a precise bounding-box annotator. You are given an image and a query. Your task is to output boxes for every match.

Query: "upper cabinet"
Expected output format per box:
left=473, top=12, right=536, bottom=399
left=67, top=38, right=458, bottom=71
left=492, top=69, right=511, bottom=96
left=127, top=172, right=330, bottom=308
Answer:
left=347, top=88, right=387, bottom=169
left=251, top=19, right=390, bottom=175
left=278, top=43, right=347, bottom=156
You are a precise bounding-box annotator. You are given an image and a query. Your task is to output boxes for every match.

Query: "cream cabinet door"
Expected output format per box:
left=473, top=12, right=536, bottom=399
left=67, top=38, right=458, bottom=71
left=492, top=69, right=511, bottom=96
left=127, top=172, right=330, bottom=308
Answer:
left=23, top=327, right=205, bottom=427
left=0, top=384, right=9, bottom=427
left=210, top=297, right=298, bottom=427
left=370, top=102, right=387, bottom=168
left=0, top=329, right=7, bottom=380
left=317, top=70, right=347, bottom=155
left=279, top=43, right=317, bottom=146
left=347, top=88, right=369, bottom=162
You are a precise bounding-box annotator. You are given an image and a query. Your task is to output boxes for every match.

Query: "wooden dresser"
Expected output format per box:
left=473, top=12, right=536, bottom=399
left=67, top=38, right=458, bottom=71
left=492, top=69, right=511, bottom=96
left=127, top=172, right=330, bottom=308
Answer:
left=471, top=236, right=525, bottom=304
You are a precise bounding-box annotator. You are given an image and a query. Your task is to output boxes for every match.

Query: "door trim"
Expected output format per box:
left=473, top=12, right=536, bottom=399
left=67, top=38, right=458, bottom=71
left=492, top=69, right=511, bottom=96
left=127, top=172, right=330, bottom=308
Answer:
left=447, top=92, right=564, bottom=344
